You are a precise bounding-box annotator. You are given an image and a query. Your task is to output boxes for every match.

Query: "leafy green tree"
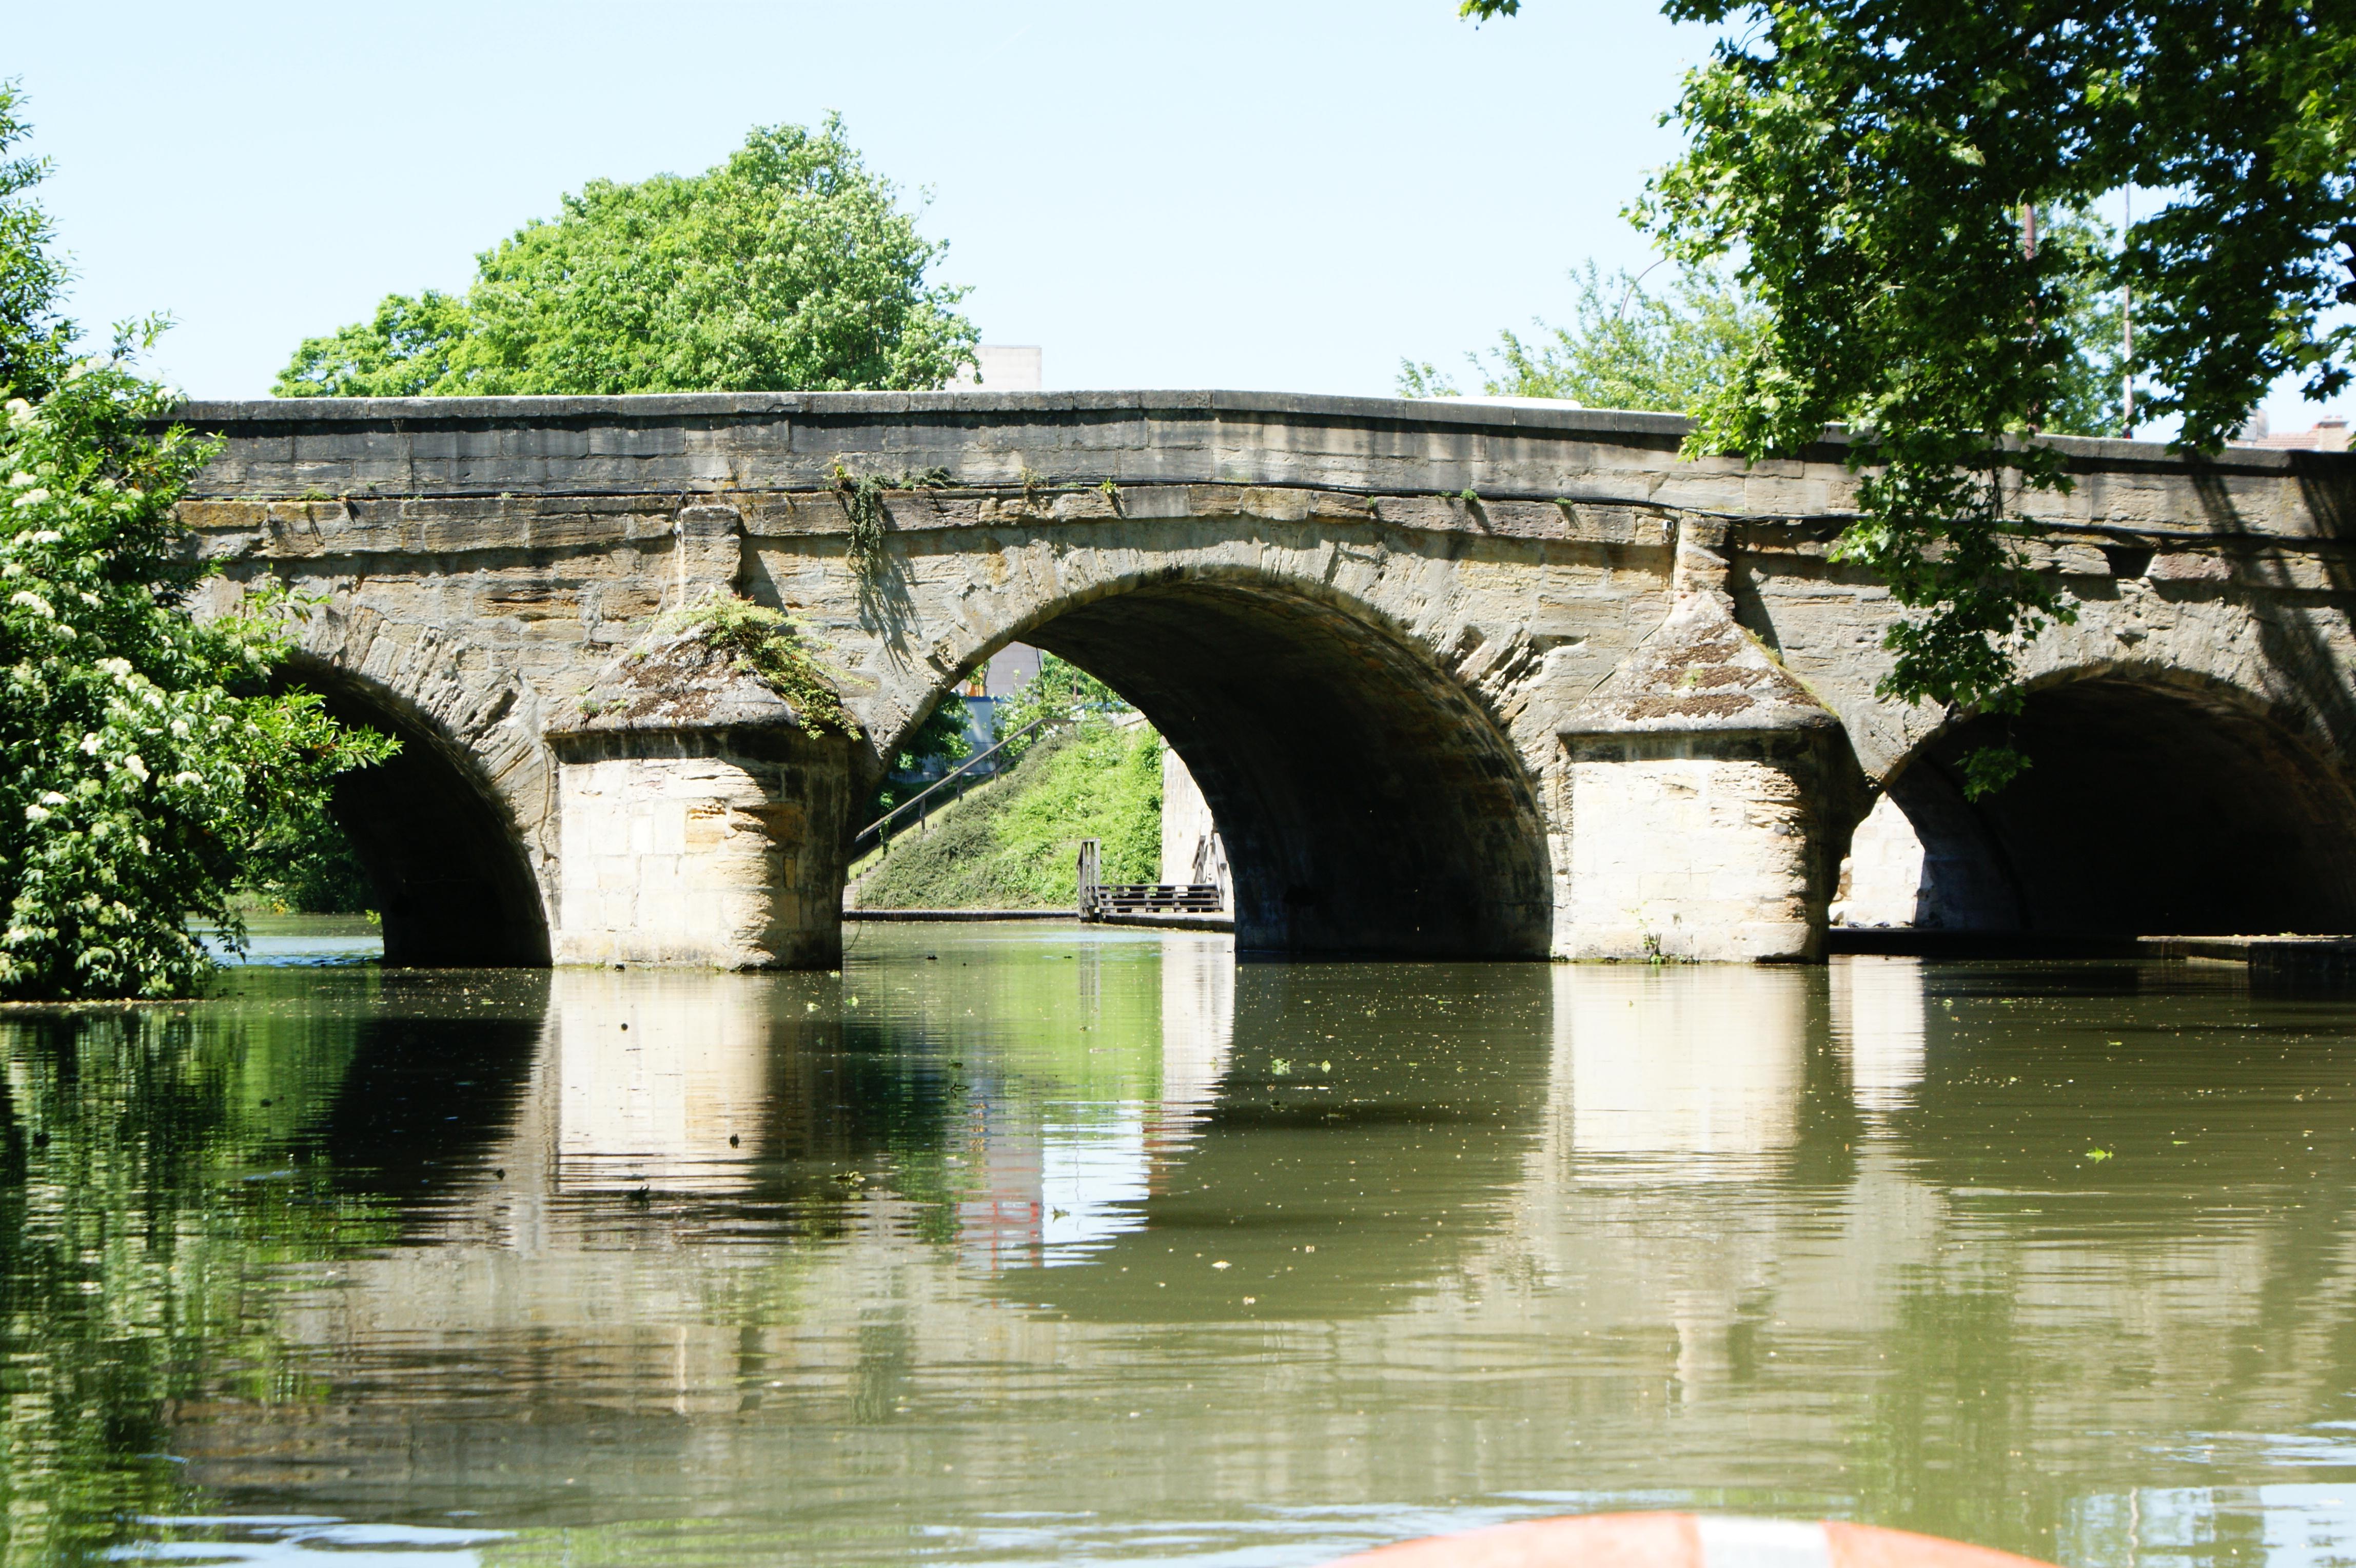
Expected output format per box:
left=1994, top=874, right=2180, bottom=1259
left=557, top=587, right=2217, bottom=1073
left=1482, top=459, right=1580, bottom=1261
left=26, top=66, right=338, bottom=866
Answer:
left=0, top=356, right=396, bottom=996
left=276, top=118, right=978, bottom=397
left=0, top=84, right=70, bottom=402
left=238, top=806, right=376, bottom=915
left=1401, top=260, right=1765, bottom=412
left=858, top=700, right=977, bottom=827
left=0, top=99, right=396, bottom=997
left=992, top=653, right=1132, bottom=761
left=898, top=701, right=976, bottom=776
left=1459, top=0, right=2356, bottom=792
left=1407, top=226, right=2130, bottom=435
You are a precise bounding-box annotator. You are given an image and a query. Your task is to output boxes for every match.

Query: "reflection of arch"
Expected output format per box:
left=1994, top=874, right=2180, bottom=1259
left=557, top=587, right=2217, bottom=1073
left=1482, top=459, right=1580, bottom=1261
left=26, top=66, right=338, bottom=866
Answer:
left=310, top=979, right=549, bottom=1197
left=948, top=575, right=1554, bottom=961
left=285, top=656, right=551, bottom=966
left=1879, top=670, right=2356, bottom=935
left=998, top=961, right=1558, bottom=1321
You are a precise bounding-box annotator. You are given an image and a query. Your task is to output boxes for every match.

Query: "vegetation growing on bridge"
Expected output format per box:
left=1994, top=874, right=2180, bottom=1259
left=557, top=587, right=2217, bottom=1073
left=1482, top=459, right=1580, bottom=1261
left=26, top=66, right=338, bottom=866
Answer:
left=273, top=117, right=979, bottom=399
left=1454, top=0, right=2356, bottom=795
left=0, top=86, right=395, bottom=998
left=658, top=594, right=858, bottom=737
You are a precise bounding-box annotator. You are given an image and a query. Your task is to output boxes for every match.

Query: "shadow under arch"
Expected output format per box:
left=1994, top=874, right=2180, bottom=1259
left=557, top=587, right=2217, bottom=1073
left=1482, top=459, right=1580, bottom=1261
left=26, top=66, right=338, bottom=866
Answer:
left=1881, top=669, right=2356, bottom=934
left=282, top=656, right=550, bottom=966
left=998, top=575, right=1553, bottom=961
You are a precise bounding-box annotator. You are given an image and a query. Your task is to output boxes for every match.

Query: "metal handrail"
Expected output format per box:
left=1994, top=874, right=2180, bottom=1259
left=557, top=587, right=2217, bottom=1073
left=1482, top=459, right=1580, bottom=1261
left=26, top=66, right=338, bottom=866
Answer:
left=852, top=717, right=1054, bottom=851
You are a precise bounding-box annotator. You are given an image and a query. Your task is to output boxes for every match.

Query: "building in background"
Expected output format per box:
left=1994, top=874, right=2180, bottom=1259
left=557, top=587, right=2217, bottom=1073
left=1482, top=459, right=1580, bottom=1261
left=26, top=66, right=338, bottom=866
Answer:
left=950, top=345, right=1043, bottom=392
left=2232, top=414, right=2349, bottom=452
left=964, top=642, right=1043, bottom=701
left=1161, top=748, right=1228, bottom=906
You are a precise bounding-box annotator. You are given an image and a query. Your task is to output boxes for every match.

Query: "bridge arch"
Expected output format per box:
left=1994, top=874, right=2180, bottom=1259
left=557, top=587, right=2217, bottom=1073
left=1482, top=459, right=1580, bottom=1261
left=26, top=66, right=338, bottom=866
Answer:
left=1860, top=664, right=2356, bottom=935
left=888, top=565, right=1557, bottom=961
left=272, top=623, right=552, bottom=967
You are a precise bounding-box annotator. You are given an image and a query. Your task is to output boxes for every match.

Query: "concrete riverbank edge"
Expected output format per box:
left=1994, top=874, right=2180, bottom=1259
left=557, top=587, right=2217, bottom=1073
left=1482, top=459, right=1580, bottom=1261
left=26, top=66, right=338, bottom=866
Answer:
left=1832, top=928, right=2356, bottom=981
left=843, top=908, right=1236, bottom=933
left=850, top=915, right=2352, bottom=963
left=842, top=909, right=1070, bottom=922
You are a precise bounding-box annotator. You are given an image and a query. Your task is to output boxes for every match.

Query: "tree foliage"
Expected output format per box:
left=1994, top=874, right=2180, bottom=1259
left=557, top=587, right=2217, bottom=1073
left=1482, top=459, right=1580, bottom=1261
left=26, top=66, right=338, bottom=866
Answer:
left=0, top=97, right=395, bottom=997
left=0, top=84, right=69, bottom=404
left=1406, top=238, right=2131, bottom=439
left=0, top=352, right=397, bottom=996
left=1459, top=0, right=2356, bottom=791
left=1401, top=261, right=1766, bottom=411
left=276, top=118, right=979, bottom=398
left=992, top=653, right=1132, bottom=761
left=238, top=807, right=377, bottom=914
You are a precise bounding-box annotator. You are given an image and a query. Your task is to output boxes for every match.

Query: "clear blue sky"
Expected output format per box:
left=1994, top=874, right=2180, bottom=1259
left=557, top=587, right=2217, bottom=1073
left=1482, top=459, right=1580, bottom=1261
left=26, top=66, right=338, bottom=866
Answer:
left=9, top=2, right=2343, bottom=429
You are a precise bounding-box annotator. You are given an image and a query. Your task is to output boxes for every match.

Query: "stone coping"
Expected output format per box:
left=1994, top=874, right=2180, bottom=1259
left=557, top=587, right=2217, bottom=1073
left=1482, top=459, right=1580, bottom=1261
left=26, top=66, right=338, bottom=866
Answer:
left=162, top=389, right=2349, bottom=476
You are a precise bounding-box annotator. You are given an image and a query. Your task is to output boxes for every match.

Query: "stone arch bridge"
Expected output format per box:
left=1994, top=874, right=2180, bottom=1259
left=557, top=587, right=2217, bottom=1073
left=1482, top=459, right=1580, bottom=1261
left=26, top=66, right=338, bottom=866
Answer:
left=170, top=392, right=2356, bottom=968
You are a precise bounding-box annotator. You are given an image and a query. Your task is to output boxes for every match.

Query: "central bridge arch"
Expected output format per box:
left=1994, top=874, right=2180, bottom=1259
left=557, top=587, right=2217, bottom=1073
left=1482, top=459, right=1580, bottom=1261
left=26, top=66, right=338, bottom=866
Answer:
left=906, top=571, right=1556, bottom=961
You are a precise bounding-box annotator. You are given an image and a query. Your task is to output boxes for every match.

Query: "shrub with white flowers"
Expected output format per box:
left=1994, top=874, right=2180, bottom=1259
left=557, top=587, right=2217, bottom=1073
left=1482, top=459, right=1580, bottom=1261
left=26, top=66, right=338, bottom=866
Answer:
left=0, top=341, right=395, bottom=998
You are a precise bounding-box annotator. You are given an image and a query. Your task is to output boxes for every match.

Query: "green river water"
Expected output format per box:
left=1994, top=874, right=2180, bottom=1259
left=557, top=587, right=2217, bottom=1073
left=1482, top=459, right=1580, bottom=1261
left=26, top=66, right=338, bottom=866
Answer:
left=5, top=920, right=2356, bottom=1567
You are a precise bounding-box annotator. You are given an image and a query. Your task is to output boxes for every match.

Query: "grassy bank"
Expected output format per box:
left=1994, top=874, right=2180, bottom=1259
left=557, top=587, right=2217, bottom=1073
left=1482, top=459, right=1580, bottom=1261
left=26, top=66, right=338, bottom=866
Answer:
left=852, top=721, right=1161, bottom=910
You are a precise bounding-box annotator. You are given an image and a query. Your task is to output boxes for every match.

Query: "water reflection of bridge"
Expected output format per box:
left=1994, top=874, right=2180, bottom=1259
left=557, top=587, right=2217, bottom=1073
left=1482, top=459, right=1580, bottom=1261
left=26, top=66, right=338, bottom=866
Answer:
left=183, top=939, right=2356, bottom=1565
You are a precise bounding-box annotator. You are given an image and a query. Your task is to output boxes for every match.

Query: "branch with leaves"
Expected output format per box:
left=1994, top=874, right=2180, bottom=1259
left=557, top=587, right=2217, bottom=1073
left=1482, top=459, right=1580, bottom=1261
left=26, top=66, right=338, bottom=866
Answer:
left=1456, top=0, right=2356, bottom=792
left=0, top=89, right=396, bottom=997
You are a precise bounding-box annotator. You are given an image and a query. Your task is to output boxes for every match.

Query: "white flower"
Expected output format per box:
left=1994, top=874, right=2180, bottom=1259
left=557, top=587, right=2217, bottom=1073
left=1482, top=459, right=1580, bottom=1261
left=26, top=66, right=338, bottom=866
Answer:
left=135, top=835, right=149, bottom=854
left=23, top=804, right=47, bottom=822
left=38, top=791, right=65, bottom=806
left=171, top=771, right=201, bottom=788
left=77, top=733, right=100, bottom=755
left=4, top=399, right=31, bottom=427
left=11, top=489, right=49, bottom=508
left=7, top=472, right=32, bottom=487
left=9, top=590, right=51, bottom=617
left=121, top=754, right=148, bottom=783
left=95, top=657, right=130, bottom=677
left=169, top=719, right=188, bottom=737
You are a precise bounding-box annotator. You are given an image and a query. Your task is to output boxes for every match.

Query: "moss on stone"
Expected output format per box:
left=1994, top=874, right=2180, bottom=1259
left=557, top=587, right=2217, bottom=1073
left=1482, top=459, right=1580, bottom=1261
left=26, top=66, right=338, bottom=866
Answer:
left=656, top=595, right=856, bottom=736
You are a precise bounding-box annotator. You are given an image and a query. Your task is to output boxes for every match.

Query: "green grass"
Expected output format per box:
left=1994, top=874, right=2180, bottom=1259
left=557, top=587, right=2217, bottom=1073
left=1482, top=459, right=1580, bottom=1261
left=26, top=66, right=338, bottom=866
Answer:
left=853, top=721, right=1161, bottom=909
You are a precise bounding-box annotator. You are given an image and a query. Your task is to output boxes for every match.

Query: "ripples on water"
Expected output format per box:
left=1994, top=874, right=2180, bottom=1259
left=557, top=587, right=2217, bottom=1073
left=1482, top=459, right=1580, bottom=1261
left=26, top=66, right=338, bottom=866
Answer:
left=6, top=923, right=2356, bottom=1566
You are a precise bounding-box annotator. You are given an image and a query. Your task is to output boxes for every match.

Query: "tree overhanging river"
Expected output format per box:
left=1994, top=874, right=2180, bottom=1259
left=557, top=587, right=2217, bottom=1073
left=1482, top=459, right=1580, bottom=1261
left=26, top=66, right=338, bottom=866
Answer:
left=6, top=923, right=2356, bottom=1567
